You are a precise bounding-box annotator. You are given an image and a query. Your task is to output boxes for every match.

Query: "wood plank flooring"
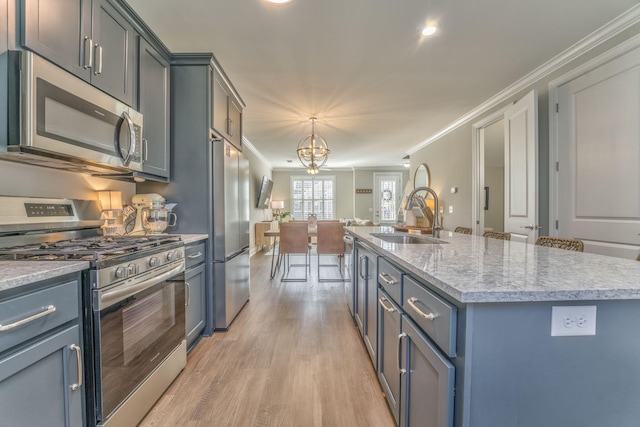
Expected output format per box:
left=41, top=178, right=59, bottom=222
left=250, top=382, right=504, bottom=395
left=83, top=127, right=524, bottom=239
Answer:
left=140, top=251, right=395, bottom=427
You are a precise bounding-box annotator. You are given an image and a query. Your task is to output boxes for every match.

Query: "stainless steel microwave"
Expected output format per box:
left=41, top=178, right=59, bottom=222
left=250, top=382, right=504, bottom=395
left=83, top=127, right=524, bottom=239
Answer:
left=2, top=51, right=143, bottom=175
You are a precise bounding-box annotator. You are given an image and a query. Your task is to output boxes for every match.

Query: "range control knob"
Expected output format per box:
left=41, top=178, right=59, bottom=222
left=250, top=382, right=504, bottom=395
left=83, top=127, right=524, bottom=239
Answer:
left=167, top=251, right=177, bottom=262
left=149, top=257, right=159, bottom=268
left=115, top=266, right=127, bottom=279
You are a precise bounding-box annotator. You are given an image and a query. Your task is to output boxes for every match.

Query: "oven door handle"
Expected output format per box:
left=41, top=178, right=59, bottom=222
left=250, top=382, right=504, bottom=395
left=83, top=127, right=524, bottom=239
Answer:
left=100, top=261, right=185, bottom=308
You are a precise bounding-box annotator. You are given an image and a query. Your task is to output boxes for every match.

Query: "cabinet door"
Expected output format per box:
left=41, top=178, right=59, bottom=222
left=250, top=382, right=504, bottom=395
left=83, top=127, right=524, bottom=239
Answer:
left=378, top=290, right=402, bottom=425
left=0, top=325, right=84, bottom=427
left=363, top=252, right=378, bottom=368
left=185, top=263, right=206, bottom=348
left=138, top=36, right=170, bottom=178
left=22, top=0, right=92, bottom=80
left=91, top=0, right=136, bottom=105
left=228, top=97, right=243, bottom=150
left=211, top=70, right=230, bottom=139
left=355, top=251, right=366, bottom=336
left=400, top=318, right=454, bottom=427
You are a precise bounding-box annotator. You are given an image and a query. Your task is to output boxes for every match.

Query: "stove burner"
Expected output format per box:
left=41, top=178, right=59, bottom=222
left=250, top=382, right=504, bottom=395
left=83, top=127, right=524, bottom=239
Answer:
left=0, top=235, right=182, bottom=262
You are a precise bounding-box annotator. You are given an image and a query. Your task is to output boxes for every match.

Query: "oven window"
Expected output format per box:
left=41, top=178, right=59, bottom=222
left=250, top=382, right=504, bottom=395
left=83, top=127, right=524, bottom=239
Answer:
left=96, top=279, right=184, bottom=421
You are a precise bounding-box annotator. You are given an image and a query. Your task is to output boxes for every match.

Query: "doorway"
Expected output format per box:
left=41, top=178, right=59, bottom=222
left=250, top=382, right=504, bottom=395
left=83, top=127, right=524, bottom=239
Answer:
left=373, top=173, right=402, bottom=225
left=483, top=119, right=505, bottom=232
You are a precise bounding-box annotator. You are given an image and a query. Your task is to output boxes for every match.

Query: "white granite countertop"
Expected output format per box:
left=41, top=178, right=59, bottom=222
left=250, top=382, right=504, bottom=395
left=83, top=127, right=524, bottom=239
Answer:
left=180, top=234, right=208, bottom=245
left=346, top=226, right=640, bottom=303
left=0, top=261, right=90, bottom=293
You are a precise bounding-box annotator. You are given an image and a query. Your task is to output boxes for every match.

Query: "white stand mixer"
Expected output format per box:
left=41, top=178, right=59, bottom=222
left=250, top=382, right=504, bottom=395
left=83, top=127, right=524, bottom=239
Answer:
left=130, top=193, right=177, bottom=235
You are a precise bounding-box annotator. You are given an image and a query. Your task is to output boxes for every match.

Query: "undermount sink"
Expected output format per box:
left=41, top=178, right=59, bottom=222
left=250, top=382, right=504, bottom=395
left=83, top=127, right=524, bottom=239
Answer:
left=371, top=233, right=448, bottom=245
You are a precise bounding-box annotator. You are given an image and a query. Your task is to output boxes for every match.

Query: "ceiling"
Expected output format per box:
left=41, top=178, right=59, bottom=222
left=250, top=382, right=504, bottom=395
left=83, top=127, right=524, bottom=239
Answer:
left=126, top=0, right=638, bottom=170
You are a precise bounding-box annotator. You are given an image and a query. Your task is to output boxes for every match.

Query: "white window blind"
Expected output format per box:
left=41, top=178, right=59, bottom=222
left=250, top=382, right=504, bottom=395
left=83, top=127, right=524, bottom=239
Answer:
left=290, top=176, right=336, bottom=220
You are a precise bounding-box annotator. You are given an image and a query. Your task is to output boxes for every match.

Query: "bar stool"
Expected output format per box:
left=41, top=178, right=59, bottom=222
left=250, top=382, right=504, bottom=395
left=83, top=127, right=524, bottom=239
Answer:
left=535, top=236, right=584, bottom=252
left=454, top=227, right=472, bottom=235
left=483, top=231, right=511, bottom=240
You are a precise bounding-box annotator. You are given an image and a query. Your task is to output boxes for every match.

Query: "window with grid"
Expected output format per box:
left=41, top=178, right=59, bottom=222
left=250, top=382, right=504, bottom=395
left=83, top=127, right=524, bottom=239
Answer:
left=290, top=176, right=336, bottom=220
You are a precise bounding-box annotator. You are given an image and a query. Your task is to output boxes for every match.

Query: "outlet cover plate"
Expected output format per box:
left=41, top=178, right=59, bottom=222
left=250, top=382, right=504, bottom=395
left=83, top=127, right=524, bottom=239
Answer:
left=551, top=305, right=597, bottom=336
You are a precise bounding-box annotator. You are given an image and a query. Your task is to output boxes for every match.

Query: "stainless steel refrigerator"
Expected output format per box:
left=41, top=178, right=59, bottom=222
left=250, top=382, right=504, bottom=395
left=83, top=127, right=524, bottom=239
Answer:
left=212, top=139, right=251, bottom=330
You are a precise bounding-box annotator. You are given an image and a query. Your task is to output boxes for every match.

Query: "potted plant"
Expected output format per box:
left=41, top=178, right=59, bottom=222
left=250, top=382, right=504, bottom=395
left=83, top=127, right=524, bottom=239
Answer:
left=279, top=211, right=291, bottom=223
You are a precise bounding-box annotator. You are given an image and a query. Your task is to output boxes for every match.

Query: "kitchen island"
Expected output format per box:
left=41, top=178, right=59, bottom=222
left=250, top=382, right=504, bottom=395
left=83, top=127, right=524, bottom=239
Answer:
left=345, top=226, right=640, bottom=427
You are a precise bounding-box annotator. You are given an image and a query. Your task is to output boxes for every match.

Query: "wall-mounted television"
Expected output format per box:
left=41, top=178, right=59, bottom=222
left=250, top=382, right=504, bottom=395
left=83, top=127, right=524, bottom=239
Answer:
left=256, top=176, right=273, bottom=209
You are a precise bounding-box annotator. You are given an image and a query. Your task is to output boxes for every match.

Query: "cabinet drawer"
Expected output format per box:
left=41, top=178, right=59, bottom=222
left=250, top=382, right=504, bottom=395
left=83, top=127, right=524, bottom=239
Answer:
left=185, top=243, right=206, bottom=269
left=403, top=276, right=457, bottom=357
left=0, top=280, right=79, bottom=354
left=377, top=257, right=402, bottom=305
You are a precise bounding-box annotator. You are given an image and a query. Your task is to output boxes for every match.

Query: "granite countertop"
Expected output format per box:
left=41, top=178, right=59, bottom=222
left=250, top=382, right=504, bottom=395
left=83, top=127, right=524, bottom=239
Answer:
left=0, top=261, right=90, bottom=293
left=180, top=234, right=209, bottom=245
left=346, top=226, right=640, bottom=303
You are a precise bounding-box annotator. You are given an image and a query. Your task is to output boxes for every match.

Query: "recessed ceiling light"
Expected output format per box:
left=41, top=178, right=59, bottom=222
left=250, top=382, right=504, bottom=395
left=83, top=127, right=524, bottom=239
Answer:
left=266, top=0, right=294, bottom=4
left=421, top=25, right=437, bottom=36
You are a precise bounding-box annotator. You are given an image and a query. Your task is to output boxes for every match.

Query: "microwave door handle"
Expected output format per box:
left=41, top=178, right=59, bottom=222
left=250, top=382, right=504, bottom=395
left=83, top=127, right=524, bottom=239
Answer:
left=114, top=112, right=136, bottom=166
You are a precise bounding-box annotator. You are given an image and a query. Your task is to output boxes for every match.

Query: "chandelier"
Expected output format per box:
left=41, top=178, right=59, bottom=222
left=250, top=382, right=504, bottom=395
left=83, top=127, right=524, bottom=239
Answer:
left=297, top=117, right=330, bottom=175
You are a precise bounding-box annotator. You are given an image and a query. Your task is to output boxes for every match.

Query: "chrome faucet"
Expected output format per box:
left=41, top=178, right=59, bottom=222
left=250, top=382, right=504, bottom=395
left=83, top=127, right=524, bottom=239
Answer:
left=406, top=186, right=442, bottom=238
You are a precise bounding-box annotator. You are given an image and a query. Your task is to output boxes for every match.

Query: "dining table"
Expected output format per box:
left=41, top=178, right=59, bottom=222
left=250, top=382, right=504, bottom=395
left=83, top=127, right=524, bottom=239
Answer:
left=264, top=227, right=317, bottom=279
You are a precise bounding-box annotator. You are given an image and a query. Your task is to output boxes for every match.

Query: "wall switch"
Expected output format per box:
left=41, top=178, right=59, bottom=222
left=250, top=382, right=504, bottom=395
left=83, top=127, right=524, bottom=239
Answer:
left=551, top=306, right=597, bottom=336
left=448, top=205, right=454, bottom=214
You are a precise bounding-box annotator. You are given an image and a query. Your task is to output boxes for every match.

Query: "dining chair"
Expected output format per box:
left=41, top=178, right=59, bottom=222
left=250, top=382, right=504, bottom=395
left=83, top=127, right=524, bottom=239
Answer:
left=316, top=221, right=347, bottom=282
left=454, top=227, right=472, bottom=235
left=483, top=231, right=511, bottom=240
left=279, top=222, right=310, bottom=281
left=535, top=236, right=584, bottom=252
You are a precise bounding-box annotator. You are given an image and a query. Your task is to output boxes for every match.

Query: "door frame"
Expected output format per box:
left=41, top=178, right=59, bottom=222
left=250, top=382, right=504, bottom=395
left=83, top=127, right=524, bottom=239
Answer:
left=373, top=172, right=403, bottom=225
left=471, top=105, right=512, bottom=236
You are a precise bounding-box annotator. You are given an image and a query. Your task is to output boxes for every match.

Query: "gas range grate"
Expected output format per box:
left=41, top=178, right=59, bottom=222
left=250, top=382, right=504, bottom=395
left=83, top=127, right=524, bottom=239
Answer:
left=0, top=235, right=182, bottom=261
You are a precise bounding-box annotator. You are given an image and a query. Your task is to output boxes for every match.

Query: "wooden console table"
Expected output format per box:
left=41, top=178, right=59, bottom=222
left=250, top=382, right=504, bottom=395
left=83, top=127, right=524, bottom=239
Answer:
left=255, top=221, right=275, bottom=250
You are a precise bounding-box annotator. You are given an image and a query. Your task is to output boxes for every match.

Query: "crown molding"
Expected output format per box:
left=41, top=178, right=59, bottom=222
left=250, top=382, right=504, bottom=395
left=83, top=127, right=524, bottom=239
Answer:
left=407, top=4, right=640, bottom=154
left=242, top=137, right=272, bottom=169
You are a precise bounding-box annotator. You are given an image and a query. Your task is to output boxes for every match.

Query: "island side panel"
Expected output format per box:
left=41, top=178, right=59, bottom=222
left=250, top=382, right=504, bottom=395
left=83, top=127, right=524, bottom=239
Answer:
left=465, top=300, right=640, bottom=427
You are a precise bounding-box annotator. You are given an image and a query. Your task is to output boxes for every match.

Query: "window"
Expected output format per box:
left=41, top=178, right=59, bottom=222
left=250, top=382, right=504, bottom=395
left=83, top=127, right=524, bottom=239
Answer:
left=290, top=176, right=336, bottom=220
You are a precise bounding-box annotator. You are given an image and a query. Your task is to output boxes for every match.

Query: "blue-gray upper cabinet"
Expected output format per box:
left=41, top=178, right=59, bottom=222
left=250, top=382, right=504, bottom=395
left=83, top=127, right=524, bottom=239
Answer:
left=137, top=36, right=170, bottom=179
left=210, top=66, right=244, bottom=151
left=22, top=0, right=136, bottom=106
left=0, top=276, right=85, bottom=427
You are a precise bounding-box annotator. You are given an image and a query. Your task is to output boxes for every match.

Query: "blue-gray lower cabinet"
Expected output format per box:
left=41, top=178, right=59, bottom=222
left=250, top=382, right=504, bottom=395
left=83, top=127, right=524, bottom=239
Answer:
left=400, top=316, right=454, bottom=427
left=378, top=290, right=403, bottom=425
left=185, top=241, right=207, bottom=349
left=0, top=275, right=85, bottom=426
left=355, top=242, right=378, bottom=368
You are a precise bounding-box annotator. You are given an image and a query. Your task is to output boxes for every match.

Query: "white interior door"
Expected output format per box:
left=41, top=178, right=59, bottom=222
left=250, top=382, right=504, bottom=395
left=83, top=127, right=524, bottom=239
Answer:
left=556, top=46, right=640, bottom=258
left=503, top=90, right=538, bottom=244
left=374, top=173, right=402, bottom=225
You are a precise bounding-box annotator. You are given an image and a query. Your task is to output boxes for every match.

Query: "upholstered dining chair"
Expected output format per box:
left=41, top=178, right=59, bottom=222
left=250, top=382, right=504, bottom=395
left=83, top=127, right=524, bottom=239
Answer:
left=279, top=222, right=310, bottom=281
left=483, top=231, right=511, bottom=240
left=535, top=236, right=584, bottom=252
left=316, top=221, right=347, bottom=282
left=454, top=227, right=472, bottom=235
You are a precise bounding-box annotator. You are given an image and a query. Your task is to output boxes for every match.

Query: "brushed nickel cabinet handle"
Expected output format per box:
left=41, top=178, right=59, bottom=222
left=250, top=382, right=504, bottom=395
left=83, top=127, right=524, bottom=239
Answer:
left=84, top=37, right=93, bottom=69
left=378, top=297, right=396, bottom=312
left=407, top=297, right=437, bottom=320
left=70, top=344, right=83, bottom=391
left=0, top=305, right=56, bottom=331
left=397, top=332, right=407, bottom=374
left=94, top=45, right=103, bottom=75
left=188, top=252, right=203, bottom=259
left=185, top=282, right=191, bottom=306
left=143, top=138, right=148, bottom=162
left=358, top=255, right=366, bottom=279
left=379, top=272, right=398, bottom=286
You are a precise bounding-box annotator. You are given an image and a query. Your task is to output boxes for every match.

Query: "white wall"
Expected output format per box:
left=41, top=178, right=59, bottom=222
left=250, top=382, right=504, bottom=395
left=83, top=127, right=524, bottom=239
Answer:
left=409, top=21, right=640, bottom=235
left=243, top=142, right=273, bottom=253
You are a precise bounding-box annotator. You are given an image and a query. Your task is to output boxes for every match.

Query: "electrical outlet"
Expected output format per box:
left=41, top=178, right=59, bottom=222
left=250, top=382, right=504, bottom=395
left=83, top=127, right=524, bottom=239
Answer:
left=448, top=205, right=454, bottom=214
left=551, top=306, right=597, bottom=336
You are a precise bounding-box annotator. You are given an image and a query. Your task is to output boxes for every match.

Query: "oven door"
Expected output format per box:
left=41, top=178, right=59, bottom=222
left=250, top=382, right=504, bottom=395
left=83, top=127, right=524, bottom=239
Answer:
left=93, top=262, right=185, bottom=422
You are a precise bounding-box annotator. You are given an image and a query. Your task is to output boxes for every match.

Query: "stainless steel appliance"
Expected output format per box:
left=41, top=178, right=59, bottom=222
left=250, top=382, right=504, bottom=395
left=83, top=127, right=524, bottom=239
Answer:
left=0, top=196, right=186, bottom=427
left=2, top=51, right=143, bottom=175
left=142, top=138, right=251, bottom=330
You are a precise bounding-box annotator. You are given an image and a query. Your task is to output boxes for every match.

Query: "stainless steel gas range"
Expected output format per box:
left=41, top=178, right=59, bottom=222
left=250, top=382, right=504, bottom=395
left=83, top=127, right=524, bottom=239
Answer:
left=0, top=196, right=186, bottom=427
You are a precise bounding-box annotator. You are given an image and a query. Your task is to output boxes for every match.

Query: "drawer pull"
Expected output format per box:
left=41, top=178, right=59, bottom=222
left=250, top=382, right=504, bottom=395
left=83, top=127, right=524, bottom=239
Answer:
left=407, top=297, right=437, bottom=320
left=397, top=333, right=407, bottom=374
left=188, top=252, right=203, bottom=259
left=70, top=344, right=83, bottom=391
left=0, top=305, right=56, bottom=332
left=378, top=297, right=396, bottom=312
left=379, top=272, right=398, bottom=286
left=185, top=282, right=191, bottom=306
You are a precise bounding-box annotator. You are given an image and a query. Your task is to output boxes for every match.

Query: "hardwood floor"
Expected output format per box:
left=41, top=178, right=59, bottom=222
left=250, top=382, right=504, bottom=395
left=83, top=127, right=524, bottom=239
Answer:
left=140, top=251, right=395, bottom=427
